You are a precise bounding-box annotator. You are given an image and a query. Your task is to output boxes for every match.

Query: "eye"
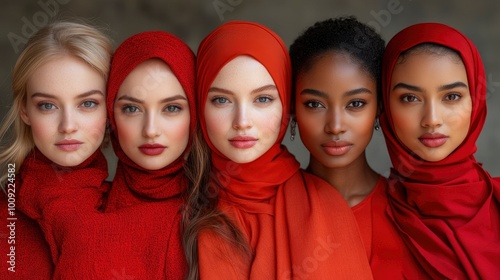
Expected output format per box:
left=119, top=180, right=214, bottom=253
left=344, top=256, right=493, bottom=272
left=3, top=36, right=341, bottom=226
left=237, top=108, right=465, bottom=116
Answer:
left=400, top=94, right=420, bottom=103
left=304, top=100, right=325, bottom=109
left=347, top=100, right=366, bottom=109
left=81, top=100, right=98, bottom=109
left=211, top=97, right=229, bottom=104
left=444, top=93, right=461, bottom=101
left=165, top=105, right=182, bottom=113
left=122, top=104, right=140, bottom=114
left=255, top=96, right=273, bottom=103
left=38, top=102, right=57, bottom=111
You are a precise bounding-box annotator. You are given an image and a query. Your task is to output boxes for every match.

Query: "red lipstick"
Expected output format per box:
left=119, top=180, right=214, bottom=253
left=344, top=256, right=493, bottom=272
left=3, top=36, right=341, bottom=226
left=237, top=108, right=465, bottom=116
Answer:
left=139, top=143, right=166, bottom=156
left=55, top=139, right=83, bottom=152
left=419, top=133, right=448, bottom=148
left=321, top=141, right=353, bottom=156
left=228, top=136, right=257, bottom=149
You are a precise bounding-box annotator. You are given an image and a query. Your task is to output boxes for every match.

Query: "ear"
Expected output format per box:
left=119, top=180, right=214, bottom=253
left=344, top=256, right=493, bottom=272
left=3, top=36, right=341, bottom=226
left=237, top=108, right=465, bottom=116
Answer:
left=19, top=105, right=31, bottom=126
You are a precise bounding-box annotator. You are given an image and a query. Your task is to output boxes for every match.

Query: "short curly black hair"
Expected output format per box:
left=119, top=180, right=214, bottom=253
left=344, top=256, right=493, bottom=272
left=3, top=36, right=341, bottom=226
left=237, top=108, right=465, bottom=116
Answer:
left=289, top=16, right=385, bottom=109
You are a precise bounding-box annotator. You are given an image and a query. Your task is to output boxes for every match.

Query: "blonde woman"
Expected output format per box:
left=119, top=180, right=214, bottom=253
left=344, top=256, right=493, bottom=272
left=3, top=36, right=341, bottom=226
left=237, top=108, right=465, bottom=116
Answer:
left=0, top=21, right=112, bottom=279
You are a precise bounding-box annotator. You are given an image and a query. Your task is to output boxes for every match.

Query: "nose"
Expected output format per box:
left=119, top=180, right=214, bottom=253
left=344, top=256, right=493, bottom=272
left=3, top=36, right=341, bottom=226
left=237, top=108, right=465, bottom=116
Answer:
left=324, top=107, right=346, bottom=135
left=232, top=104, right=252, bottom=130
left=143, top=111, right=161, bottom=138
left=421, top=100, right=443, bottom=128
left=58, top=108, right=78, bottom=134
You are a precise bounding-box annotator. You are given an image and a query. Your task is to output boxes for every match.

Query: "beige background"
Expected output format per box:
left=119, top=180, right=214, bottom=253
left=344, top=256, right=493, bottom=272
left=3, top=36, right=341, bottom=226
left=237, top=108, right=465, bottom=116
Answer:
left=1, top=0, right=498, bottom=178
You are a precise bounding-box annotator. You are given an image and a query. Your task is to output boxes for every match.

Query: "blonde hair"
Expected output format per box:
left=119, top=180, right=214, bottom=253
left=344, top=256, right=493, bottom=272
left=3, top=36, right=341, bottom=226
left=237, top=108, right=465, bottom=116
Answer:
left=0, top=21, right=113, bottom=189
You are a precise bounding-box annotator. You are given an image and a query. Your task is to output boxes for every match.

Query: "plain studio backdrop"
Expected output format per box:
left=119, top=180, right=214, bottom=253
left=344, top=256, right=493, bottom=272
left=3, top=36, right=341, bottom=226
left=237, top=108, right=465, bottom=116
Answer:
left=1, top=0, right=499, bottom=179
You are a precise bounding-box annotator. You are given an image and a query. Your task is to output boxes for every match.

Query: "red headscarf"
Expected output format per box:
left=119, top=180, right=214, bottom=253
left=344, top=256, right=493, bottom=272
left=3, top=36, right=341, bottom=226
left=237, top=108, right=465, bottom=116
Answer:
left=106, top=31, right=196, bottom=207
left=380, top=22, right=500, bottom=280
left=196, top=21, right=372, bottom=279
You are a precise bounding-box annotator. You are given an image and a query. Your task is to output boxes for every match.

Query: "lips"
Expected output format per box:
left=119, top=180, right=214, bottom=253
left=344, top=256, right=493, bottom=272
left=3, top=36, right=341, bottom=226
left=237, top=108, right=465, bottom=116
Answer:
left=321, top=141, right=353, bottom=156
left=229, top=136, right=258, bottom=149
left=139, top=143, right=166, bottom=156
left=419, top=133, right=449, bottom=148
left=55, top=139, right=83, bottom=152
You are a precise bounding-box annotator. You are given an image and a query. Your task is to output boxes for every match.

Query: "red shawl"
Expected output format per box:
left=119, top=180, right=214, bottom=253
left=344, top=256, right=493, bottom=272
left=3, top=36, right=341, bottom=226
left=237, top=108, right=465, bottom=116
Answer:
left=380, top=22, right=500, bottom=280
left=196, top=21, right=372, bottom=279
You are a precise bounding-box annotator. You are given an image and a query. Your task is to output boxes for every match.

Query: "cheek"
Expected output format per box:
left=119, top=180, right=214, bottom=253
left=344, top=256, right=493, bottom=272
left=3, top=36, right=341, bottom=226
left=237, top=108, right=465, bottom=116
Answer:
left=259, top=105, right=283, bottom=135
left=390, top=98, right=409, bottom=127
left=166, top=115, right=191, bottom=143
left=204, top=108, right=227, bottom=141
left=29, top=118, right=54, bottom=143
left=296, top=110, right=320, bottom=141
left=84, top=110, right=107, bottom=142
left=267, top=111, right=283, bottom=134
left=353, top=112, right=376, bottom=138
left=115, top=116, right=138, bottom=149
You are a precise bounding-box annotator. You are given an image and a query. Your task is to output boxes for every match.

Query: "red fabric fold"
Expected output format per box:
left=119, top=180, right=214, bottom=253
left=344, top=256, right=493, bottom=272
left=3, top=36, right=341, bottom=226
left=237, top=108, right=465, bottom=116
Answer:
left=380, top=22, right=500, bottom=280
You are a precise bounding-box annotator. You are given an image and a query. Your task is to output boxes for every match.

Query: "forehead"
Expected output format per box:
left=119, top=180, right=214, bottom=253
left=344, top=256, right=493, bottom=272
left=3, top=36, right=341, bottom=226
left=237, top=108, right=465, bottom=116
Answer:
left=210, top=55, right=276, bottom=91
left=391, top=52, right=468, bottom=85
left=27, top=55, right=104, bottom=96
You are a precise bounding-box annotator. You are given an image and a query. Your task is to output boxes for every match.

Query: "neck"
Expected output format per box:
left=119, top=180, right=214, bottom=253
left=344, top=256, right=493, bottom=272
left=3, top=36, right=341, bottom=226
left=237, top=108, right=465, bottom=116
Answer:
left=307, top=152, right=379, bottom=207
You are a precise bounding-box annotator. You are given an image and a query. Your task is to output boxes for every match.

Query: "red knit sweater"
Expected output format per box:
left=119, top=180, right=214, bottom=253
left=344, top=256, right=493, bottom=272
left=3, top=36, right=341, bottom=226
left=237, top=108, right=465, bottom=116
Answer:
left=17, top=148, right=187, bottom=279
left=0, top=191, right=53, bottom=279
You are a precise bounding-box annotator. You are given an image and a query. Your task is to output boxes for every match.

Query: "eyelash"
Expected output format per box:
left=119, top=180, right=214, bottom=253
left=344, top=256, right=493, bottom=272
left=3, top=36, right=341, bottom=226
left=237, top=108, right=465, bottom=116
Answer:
left=400, top=93, right=462, bottom=103
left=80, top=100, right=99, bottom=110
left=122, top=104, right=141, bottom=114
left=37, top=100, right=99, bottom=111
left=37, top=102, right=57, bottom=111
left=255, top=96, right=274, bottom=103
left=164, top=104, right=182, bottom=113
left=304, top=100, right=325, bottom=109
left=211, top=96, right=229, bottom=104
left=303, top=99, right=367, bottom=110
left=444, top=93, right=462, bottom=101
left=347, top=99, right=366, bottom=109
left=400, top=94, right=420, bottom=103
left=210, top=95, right=275, bottom=105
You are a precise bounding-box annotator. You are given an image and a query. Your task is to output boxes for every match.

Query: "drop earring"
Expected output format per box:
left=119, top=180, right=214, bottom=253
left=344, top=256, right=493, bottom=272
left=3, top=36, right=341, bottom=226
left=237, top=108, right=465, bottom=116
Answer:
left=374, top=118, right=380, bottom=131
left=290, top=119, right=297, bottom=141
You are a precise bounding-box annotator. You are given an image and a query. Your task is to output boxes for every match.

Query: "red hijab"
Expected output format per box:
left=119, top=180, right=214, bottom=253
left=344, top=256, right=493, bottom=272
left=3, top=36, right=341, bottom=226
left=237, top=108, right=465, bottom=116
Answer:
left=196, top=21, right=299, bottom=214
left=106, top=31, right=196, bottom=209
left=380, top=22, right=500, bottom=279
left=196, top=21, right=372, bottom=279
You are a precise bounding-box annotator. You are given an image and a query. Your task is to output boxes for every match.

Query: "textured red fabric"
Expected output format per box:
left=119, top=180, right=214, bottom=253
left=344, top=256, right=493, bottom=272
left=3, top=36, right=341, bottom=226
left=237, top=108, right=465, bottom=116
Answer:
left=17, top=148, right=109, bottom=264
left=352, top=176, right=428, bottom=279
left=0, top=191, right=53, bottom=279
left=380, top=22, right=500, bottom=280
left=196, top=21, right=372, bottom=279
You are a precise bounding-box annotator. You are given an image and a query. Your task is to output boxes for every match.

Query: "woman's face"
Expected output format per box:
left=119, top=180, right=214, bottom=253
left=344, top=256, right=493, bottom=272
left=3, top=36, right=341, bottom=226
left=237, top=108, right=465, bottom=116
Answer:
left=204, top=55, right=282, bottom=164
left=389, top=52, right=472, bottom=162
left=21, top=54, right=106, bottom=166
left=114, top=59, right=190, bottom=170
left=295, top=52, right=378, bottom=169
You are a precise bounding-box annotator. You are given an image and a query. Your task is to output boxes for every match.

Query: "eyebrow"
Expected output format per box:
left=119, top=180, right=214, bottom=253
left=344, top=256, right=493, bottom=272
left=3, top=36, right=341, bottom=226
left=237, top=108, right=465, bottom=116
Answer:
left=438, top=81, right=468, bottom=91
left=393, top=81, right=468, bottom=92
left=300, top=87, right=372, bottom=98
left=31, top=90, right=104, bottom=99
left=392, top=83, right=423, bottom=92
left=208, top=84, right=278, bottom=95
left=251, top=84, right=278, bottom=94
left=117, top=94, right=187, bottom=104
